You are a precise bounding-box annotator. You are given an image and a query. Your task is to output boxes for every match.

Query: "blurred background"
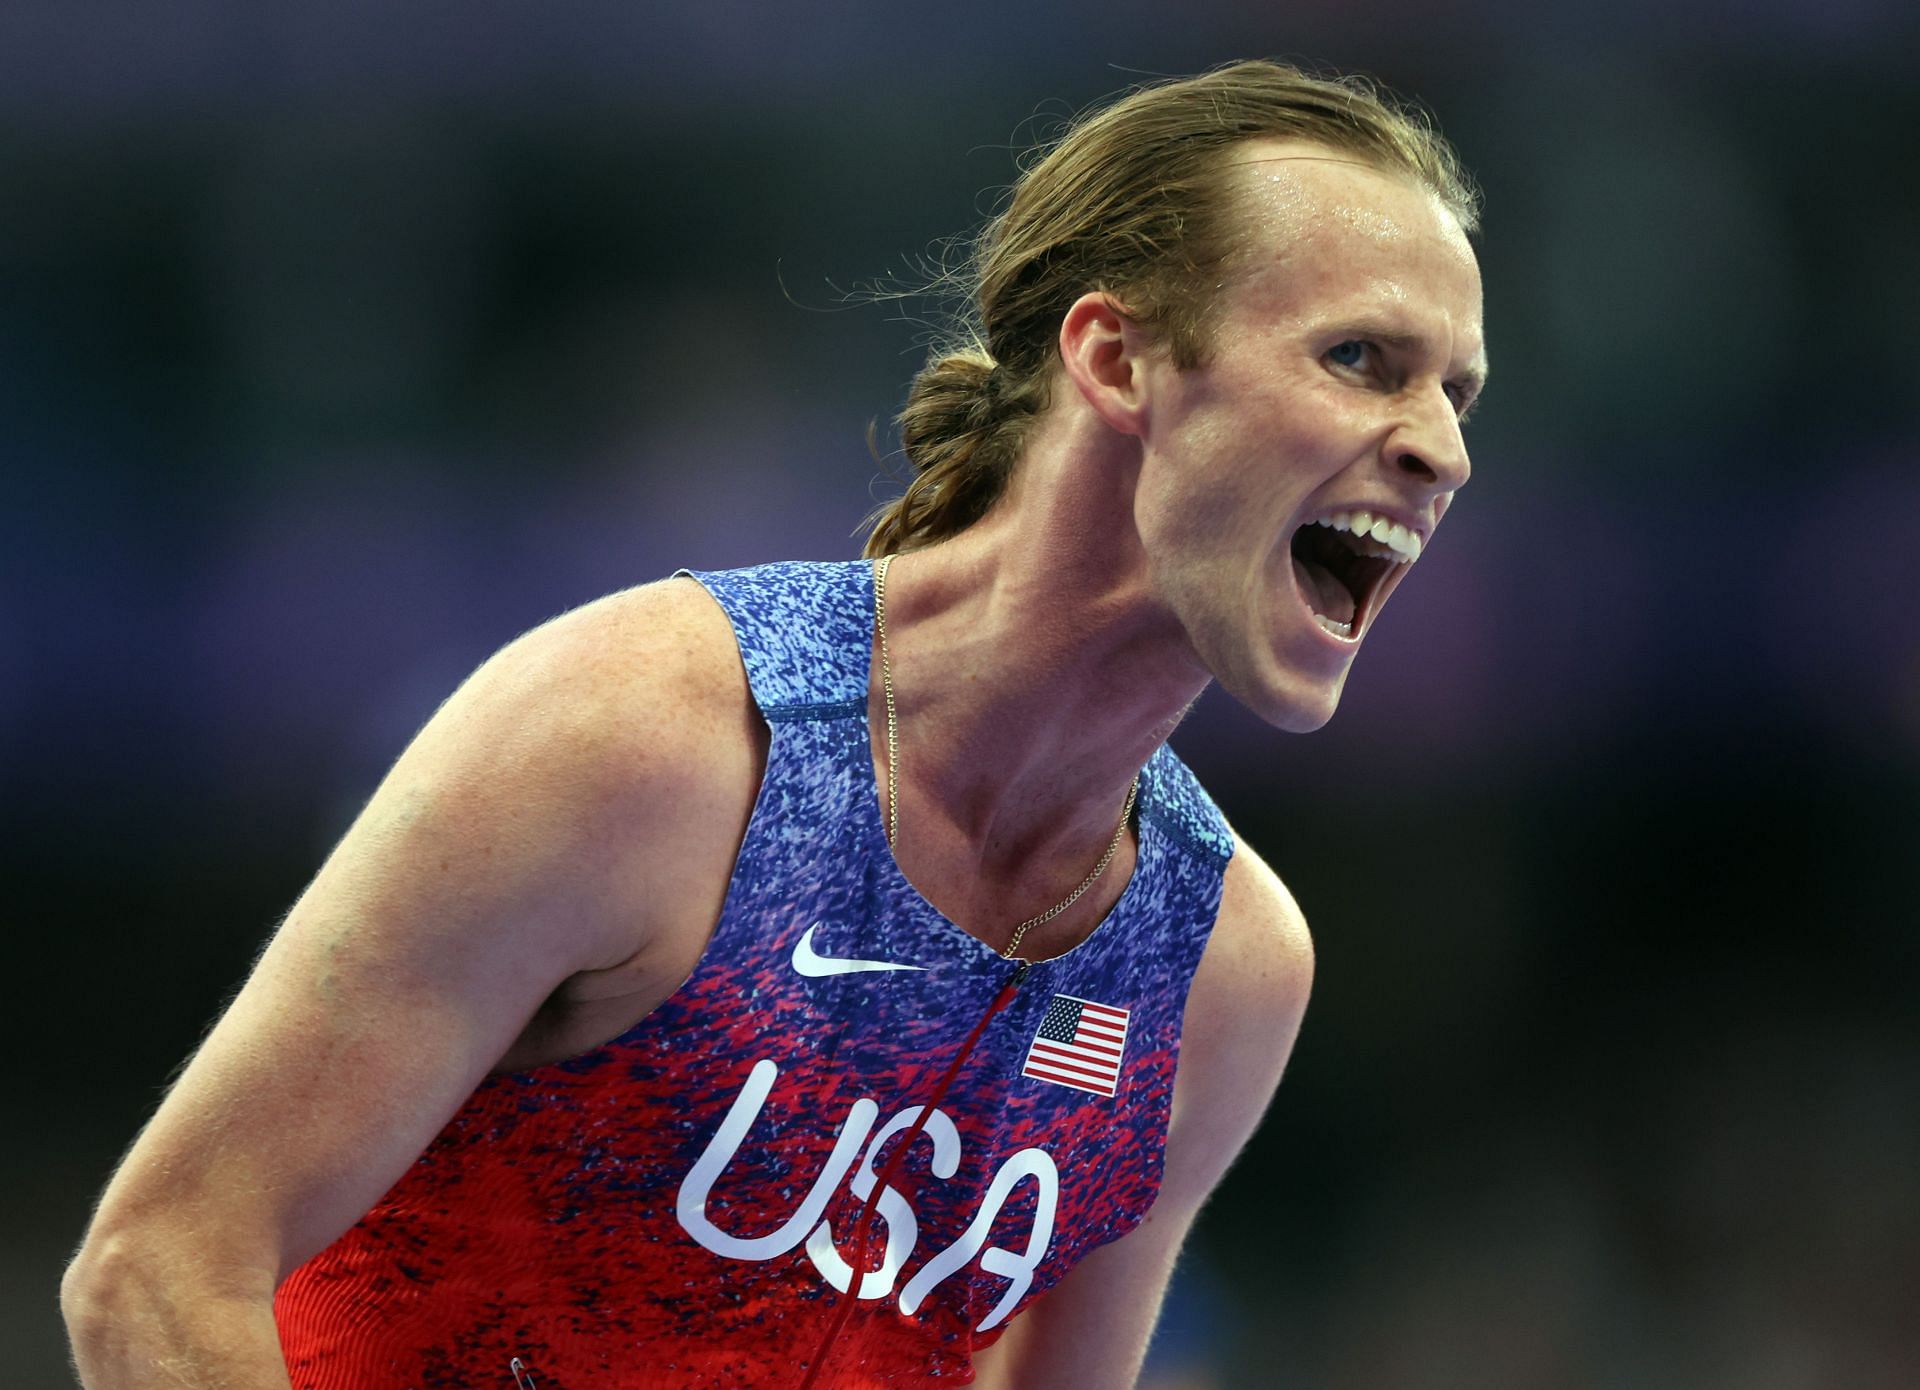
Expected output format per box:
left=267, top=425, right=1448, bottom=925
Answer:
left=6, top=2, right=1917, bottom=1385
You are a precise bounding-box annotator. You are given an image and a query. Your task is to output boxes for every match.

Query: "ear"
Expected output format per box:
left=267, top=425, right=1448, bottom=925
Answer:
left=1056, top=291, right=1155, bottom=438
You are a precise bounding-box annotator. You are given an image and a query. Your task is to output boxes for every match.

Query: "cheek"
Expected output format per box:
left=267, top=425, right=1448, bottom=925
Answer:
left=1278, top=370, right=1355, bottom=425
left=1137, top=422, right=1241, bottom=540
left=1144, top=471, right=1272, bottom=561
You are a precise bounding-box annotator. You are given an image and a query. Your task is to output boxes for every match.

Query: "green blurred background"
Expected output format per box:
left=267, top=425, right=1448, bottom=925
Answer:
left=6, top=3, right=1917, bottom=1385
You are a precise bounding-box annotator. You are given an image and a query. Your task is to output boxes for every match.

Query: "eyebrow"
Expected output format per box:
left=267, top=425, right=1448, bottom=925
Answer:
left=1344, top=319, right=1490, bottom=396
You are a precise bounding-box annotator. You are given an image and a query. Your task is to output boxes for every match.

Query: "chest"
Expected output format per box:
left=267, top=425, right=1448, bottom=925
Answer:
left=605, top=927, right=1180, bottom=1335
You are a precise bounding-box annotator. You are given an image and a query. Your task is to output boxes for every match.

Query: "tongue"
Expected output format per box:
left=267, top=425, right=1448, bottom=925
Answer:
left=1292, top=555, right=1356, bottom=624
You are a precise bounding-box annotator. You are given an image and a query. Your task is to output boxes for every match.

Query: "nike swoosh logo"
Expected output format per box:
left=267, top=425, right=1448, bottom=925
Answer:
left=791, top=923, right=928, bottom=977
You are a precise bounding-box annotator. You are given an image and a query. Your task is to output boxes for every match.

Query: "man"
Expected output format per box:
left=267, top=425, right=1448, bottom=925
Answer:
left=64, top=60, right=1486, bottom=1388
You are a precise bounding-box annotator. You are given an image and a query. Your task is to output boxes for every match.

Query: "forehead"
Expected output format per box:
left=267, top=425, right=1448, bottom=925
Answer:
left=1219, top=139, right=1486, bottom=366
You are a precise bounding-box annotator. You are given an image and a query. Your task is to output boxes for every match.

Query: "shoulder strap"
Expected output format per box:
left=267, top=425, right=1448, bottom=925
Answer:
left=1138, top=743, right=1236, bottom=871
left=678, top=561, right=874, bottom=720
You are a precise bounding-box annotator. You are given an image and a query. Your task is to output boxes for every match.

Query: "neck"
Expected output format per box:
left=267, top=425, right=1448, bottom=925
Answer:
left=869, top=415, right=1212, bottom=886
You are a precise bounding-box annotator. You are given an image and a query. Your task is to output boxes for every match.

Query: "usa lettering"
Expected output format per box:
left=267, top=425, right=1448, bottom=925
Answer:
left=674, top=1058, right=1056, bottom=1331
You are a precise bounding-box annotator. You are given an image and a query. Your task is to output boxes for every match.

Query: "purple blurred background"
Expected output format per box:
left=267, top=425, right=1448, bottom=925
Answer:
left=6, top=3, right=1918, bottom=1385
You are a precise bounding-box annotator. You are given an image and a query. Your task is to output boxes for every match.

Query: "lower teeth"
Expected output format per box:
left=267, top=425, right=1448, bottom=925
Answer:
left=1315, top=615, right=1354, bottom=638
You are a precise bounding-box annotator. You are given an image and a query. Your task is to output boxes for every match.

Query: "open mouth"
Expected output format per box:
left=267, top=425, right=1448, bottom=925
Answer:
left=1288, top=512, right=1419, bottom=641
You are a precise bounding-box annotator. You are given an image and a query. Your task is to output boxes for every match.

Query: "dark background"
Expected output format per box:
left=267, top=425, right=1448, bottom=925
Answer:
left=6, top=3, right=1917, bottom=1385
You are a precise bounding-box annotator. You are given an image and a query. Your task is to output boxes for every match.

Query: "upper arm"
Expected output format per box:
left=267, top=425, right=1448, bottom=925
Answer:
left=972, top=839, right=1314, bottom=1389
left=75, top=578, right=754, bottom=1293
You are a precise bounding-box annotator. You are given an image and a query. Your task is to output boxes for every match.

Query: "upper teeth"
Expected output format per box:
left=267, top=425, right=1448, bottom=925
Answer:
left=1307, top=509, right=1423, bottom=562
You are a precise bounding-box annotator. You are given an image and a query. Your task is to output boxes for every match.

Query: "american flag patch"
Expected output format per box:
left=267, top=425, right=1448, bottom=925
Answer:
left=1022, top=995, right=1129, bottom=1097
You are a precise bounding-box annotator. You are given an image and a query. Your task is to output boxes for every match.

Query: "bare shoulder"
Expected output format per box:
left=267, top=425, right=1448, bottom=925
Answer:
left=1184, top=836, right=1315, bottom=1097
left=1210, top=836, right=1316, bottom=1009
left=468, top=575, right=753, bottom=789
left=450, top=575, right=765, bottom=1011
left=1158, top=835, right=1315, bottom=1212
left=262, top=570, right=765, bottom=1035
left=64, top=577, right=764, bottom=1289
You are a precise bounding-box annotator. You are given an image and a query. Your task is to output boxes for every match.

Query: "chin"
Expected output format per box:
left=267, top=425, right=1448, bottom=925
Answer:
left=1215, top=660, right=1349, bottom=734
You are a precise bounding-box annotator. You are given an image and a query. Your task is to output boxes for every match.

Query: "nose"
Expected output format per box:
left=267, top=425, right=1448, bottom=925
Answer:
left=1386, top=389, right=1472, bottom=495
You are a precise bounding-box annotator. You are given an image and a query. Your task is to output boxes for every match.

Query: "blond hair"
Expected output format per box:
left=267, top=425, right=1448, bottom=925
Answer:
left=863, top=59, right=1479, bottom=558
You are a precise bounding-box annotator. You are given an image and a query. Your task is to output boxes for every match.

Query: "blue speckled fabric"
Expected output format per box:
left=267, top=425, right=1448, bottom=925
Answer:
left=275, top=559, right=1235, bottom=1390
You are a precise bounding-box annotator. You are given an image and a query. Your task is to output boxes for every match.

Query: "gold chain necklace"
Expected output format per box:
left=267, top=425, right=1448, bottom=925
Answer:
left=874, top=553, right=1139, bottom=962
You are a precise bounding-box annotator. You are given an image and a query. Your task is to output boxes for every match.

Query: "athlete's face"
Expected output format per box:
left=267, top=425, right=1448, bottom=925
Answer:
left=1133, top=140, right=1487, bottom=732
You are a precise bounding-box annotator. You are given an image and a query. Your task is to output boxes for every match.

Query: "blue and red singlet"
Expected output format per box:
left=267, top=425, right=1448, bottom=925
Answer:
left=274, top=560, right=1235, bottom=1388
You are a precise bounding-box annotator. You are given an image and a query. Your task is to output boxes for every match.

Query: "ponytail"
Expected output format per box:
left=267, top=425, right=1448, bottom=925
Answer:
left=862, top=345, right=1048, bottom=557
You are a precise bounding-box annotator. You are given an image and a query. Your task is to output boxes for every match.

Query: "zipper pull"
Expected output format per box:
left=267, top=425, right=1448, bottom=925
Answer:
left=982, top=957, right=1030, bottom=1022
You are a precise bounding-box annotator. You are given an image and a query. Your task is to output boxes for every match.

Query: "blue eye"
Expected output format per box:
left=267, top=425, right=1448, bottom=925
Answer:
left=1327, top=340, right=1369, bottom=368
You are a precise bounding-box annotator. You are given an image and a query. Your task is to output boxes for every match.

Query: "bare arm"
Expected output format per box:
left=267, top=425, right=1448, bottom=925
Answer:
left=61, top=580, right=754, bottom=1389
left=971, top=843, right=1315, bottom=1389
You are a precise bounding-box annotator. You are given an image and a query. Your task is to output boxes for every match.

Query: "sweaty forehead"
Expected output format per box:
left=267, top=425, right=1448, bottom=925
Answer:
left=1220, top=140, right=1483, bottom=348
left=1225, top=139, right=1466, bottom=264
